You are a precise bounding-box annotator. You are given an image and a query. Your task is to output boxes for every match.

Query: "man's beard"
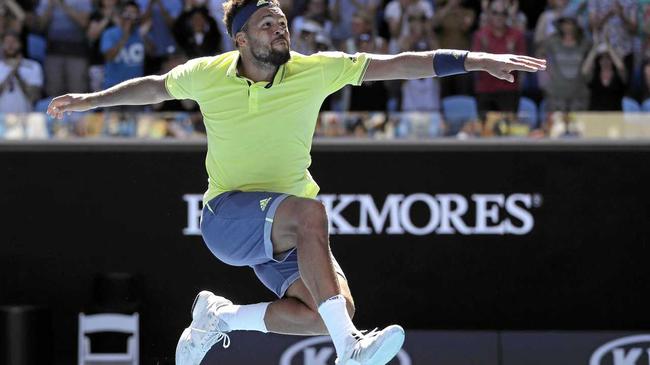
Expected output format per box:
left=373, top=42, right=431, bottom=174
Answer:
left=250, top=39, right=291, bottom=67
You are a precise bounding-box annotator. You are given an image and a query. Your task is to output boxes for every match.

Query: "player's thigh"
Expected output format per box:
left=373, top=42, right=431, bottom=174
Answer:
left=271, top=195, right=329, bottom=254
left=201, top=191, right=289, bottom=267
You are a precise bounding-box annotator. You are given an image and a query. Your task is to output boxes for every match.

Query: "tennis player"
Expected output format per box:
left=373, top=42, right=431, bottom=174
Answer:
left=47, top=0, right=545, bottom=363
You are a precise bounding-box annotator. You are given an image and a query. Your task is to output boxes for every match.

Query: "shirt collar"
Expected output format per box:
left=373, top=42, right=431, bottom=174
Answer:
left=226, top=51, right=287, bottom=87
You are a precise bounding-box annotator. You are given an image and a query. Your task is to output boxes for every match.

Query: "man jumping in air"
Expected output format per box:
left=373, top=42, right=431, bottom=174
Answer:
left=47, top=0, right=545, bottom=363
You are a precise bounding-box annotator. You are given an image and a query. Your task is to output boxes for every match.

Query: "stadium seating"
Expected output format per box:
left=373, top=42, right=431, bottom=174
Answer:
left=622, top=97, right=641, bottom=112
left=518, top=96, right=538, bottom=128
left=442, top=95, right=478, bottom=135
left=642, top=99, right=650, bottom=113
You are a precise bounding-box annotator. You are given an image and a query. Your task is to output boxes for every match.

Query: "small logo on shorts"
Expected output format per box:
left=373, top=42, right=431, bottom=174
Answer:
left=257, top=0, right=269, bottom=6
left=260, top=197, right=272, bottom=211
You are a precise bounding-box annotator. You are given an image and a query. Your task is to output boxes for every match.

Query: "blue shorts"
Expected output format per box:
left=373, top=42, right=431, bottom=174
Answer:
left=201, top=191, right=345, bottom=298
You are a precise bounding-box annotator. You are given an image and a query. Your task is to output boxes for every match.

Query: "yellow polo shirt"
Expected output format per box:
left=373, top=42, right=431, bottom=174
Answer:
left=165, top=50, right=370, bottom=203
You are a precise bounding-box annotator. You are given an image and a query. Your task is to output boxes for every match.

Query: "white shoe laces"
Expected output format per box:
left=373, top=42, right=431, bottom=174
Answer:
left=350, top=328, right=380, bottom=359
left=189, top=326, right=231, bottom=350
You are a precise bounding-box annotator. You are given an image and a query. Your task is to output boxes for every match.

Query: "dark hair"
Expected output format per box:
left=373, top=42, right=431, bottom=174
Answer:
left=555, top=16, right=582, bottom=41
left=222, top=0, right=280, bottom=38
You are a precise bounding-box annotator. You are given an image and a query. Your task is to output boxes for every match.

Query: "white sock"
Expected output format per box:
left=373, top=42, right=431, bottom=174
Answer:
left=219, top=302, right=270, bottom=333
left=318, top=294, right=357, bottom=357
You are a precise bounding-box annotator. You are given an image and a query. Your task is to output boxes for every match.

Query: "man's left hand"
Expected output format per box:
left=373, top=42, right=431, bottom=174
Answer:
left=465, top=52, right=546, bottom=83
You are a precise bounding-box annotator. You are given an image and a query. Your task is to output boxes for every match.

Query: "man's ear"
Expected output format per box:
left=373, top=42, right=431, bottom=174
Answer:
left=235, top=32, right=247, bottom=48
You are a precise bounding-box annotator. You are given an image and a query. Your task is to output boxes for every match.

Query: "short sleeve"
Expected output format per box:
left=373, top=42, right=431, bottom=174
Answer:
left=317, top=52, right=371, bottom=95
left=165, top=58, right=205, bottom=100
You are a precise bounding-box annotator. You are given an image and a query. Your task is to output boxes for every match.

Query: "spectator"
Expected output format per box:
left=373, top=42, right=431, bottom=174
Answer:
left=588, top=0, right=636, bottom=84
left=342, top=32, right=388, bottom=111
left=137, top=0, right=182, bottom=72
left=479, top=0, right=527, bottom=33
left=432, top=0, right=475, bottom=97
left=566, top=0, right=589, bottom=29
left=384, top=0, right=433, bottom=53
left=542, top=14, right=591, bottom=112
left=333, top=12, right=384, bottom=110
left=0, top=32, right=42, bottom=113
left=87, top=0, right=120, bottom=91
left=329, top=0, right=380, bottom=46
left=152, top=51, right=199, bottom=111
left=472, top=0, right=526, bottom=117
left=383, top=0, right=435, bottom=108
left=292, top=19, right=323, bottom=54
left=534, top=0, right=569, bottom=48
left=36, top=0, right=92, bottom=96
left=292, top=0, right=332, bottom=38
left=399, top=9, right=440, bottom=111
left=207, top=0, right=233, bottom=51
left=582, top=42, right=627, bottom=111
left=101, top=1, right=153, bottom=89
left=344, top=11, right=385, bottom=53
left=173, top=5, right=221, bottom=57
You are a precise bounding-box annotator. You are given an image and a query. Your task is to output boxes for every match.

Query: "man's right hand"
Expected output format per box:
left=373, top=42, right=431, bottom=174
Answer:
left=47, top=94, right=94, bottom=119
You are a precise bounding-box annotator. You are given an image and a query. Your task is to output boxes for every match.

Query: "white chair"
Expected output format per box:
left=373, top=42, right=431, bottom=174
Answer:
left=78, top=313, right=139, bottom=365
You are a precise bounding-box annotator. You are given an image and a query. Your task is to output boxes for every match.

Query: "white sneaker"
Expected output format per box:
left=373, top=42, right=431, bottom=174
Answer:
left=335, top=325, right=405, bottom=365
left=175, top=290, right=233, bottom=365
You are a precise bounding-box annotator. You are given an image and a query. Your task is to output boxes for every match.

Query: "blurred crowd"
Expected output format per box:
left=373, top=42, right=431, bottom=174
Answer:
left=1, top=0, right=650, bottom=129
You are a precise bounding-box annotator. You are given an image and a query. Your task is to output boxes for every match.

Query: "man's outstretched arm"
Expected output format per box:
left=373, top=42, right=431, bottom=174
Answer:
left=363, top=50, right=546, bottom=83
left=47, top=74, right=173, bottom=119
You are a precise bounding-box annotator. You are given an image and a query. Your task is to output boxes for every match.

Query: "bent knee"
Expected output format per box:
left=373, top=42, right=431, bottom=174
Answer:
left=294, top=199, right=329, bottom=237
